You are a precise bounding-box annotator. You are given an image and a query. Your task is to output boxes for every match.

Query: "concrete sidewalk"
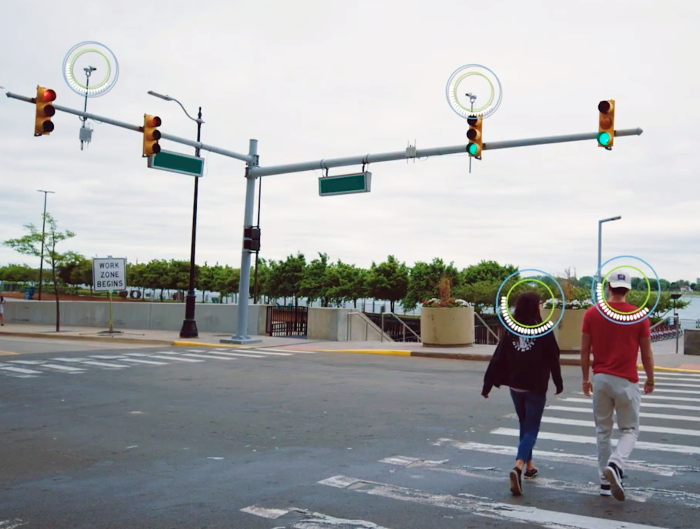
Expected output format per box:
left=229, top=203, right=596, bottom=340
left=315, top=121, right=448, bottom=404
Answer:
left=1, top=324, right=698, bottom=372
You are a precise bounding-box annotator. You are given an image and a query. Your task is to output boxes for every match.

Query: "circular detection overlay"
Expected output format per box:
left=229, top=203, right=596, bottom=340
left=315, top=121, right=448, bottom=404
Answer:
left=62, top=41, right=119, bottom=97
left=590, top=255, right=660, bottom=325
left=495, top=269, right=565, bottom=338
left=445, top=64, right=503, bottom=120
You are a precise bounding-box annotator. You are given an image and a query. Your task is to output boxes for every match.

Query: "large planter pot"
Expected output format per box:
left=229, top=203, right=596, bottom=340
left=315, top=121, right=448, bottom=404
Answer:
left=541, top=308, right=586, bottom=353
left=421, top=306, right=474, bottom=347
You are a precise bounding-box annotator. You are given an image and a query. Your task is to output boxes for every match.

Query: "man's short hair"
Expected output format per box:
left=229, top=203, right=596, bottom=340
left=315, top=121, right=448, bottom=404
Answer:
left=608, top=285, right=630, bottom=296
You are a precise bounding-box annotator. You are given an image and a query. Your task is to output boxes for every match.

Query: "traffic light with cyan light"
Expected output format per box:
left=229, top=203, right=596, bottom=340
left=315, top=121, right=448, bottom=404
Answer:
left=142, top=114, right=162, bottom=156
left=597, top=100, right=615, bottom=150
left=34, top=86, right=56, bottom=136
left=467, top=114, right=483, bottom=158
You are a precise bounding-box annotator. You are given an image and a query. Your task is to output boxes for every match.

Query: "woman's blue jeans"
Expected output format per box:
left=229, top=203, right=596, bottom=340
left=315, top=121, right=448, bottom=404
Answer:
left=510, top=389, right=547, bottom=462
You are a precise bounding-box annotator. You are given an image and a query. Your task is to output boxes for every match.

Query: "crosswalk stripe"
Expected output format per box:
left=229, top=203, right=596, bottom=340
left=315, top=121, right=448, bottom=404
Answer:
left=126, top=353, right=203, bottom=363
left=639, top=371, right=700, bottom=379
left=547, top=405, right=700, bottom=423
left=318, top=475, right=668, bottom=529
left=50, top=358, right=85, bottom=363
left=41, top=364, right=85, bottom=373
left=193, top=350, right=269, bottom=358
left=253, top=348, right=316, bottom=354
left=240, top=505, right=391, bottom=528
left=649, top=388, right=700, bottom=395
left=492, top=428, right=700, bottom=455
left=181, top=353, right=236, bottom=360
left=89, top=355, right=126, bottom=360
left=431, top=438, right=692, bottom=476
left=79, top=360, right=130, bottom=368
left=641, top=375, right=700, bottom=383
left=0, top=366, right=43, bottom=375
left=562, top=397, right=700, bottom=411
left=233, top=350, right=292, bottom=356
left=576, top=391, right=700, bottom=403
left=380, top=456, right=657, bottom=503
left=642, top=381, right=700, bottom=389
left=8, top=360, right=44, bottom=365
left=118, top=358, right=169, bottom=365
left=521, top=416, right=700, bottom=437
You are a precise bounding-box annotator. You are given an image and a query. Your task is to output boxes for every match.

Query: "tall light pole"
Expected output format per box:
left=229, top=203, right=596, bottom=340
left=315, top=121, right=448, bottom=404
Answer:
left=597, top=216, right=621, bottom=281
left=36, top=190, right=55, bottom=300
left=148, top=91, right=204, bottom=338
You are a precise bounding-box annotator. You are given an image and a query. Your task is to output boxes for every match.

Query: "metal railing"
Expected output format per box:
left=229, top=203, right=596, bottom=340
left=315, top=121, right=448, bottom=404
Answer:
left=347, top=311, right=394, bottom=342
left=380, top=312, right=421, bottom=343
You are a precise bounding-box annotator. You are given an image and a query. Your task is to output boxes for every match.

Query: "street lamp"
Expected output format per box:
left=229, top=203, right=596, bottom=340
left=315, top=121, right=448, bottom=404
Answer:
left=37, top=189, right=55, bottom=300
left=148, top=90, right=204, bottom=338
left=597, top=216, right=621, bottom=281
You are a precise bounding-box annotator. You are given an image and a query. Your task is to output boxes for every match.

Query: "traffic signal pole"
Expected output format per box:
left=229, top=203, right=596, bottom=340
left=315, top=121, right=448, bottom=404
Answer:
left=5, top=90, right=643, bottom=344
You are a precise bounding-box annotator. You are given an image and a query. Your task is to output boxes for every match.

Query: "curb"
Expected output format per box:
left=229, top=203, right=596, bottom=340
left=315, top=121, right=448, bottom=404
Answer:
left=173, top=341, right=247, bottom=349
left=317, top=349, right=411, bottom=357
left=0, top=331, right=171, bottom=346
left=638, top=364, right=700, bottom=375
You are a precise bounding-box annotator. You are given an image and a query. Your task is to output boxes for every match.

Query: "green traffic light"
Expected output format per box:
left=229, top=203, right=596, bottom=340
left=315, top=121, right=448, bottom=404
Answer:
left=597, top=132, right=611, bottom=146
left=467, top=143, right=479, bottom=156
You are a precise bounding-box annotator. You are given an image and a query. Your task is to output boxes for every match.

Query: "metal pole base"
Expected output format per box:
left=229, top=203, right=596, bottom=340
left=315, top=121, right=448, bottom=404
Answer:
left=179, top=318, right=199, bottom=339
left=220, top=336, right=262, bottom=345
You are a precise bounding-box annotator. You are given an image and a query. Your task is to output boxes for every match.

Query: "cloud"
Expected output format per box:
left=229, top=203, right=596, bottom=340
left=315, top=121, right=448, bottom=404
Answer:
left=1, top=0, right=699, bottom=283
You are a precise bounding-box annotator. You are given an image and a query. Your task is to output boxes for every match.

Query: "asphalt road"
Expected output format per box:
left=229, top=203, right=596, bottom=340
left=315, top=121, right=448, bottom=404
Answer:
left=1, top=338, right=699, bottom=529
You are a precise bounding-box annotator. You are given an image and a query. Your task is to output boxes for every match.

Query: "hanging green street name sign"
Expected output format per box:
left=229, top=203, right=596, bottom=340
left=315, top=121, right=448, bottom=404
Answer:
left=148, top=150, right=204, bottom=177
left=319, top=172, right=372, bottom=197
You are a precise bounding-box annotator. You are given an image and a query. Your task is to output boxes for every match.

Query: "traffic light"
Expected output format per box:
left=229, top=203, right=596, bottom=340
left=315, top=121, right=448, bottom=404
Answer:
left=597, top=100, right=615, bottom=149
left=243, top=226, right=261, bottom=252
left=34, top=86, right=56, bottom=136
left=466, top=114, right=483, bottom=158
left=143, top=114, right=162, bottom=156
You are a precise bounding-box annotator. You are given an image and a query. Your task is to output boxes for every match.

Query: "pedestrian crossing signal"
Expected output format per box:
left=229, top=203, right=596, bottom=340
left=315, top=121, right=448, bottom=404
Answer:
left=34, top=86, right=56, bottom=136
left=467, top=115, right=483, bottom=158
left=597, top=100, right=615, bottom=150
left=143, top=114, right=162, bottom=157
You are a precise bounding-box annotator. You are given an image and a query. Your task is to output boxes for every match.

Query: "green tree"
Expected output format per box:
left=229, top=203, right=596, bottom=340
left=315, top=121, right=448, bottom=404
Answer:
left=267, top=253, right=306, bottom=305
left=402, top=258, right=460, bottom=311
left=4, top=213, right=76, bottom=331
left=455, top=280, right=501, bottom=313
left=300, top=252, right=332, bottom=307
left=367, top=255, right=409, bottom=312
left=0, top=263, right=39, bottom=282
left=127, top=262, right=147, bottom=298
left=462, top=260, right=518, bottom=285
left=57, top=252, right=85, bottom=294
left=197, top=262, right=217, bottom=302
left=578, top=276, right=595, bottom=290
left=328, top=262, right=368, bottom=308
left=627, top=291, right=690, bottom=318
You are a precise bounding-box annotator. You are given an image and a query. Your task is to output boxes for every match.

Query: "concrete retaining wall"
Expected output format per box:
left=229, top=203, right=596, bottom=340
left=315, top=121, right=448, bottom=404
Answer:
left=4, top=301, right=268, bottom=335
left=308, top=308, right=393, bottom=342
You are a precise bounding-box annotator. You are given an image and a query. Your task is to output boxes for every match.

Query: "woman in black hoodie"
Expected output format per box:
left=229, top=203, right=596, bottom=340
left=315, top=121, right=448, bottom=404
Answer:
left=482, top=291, right=563, bottom=496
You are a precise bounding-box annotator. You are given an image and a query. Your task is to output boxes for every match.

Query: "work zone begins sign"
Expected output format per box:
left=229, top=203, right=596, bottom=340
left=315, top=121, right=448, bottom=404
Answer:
left=93, top=257, right=127, bottom=292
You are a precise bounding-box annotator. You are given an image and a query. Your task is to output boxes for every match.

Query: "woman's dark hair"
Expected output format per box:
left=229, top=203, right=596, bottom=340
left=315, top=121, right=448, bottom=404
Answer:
left=513, top=291, right=542, bottom=327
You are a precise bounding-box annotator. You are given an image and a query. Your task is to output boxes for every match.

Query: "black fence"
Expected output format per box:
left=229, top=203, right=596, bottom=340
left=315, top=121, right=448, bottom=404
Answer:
left=266, top=306, right=308, bottom=337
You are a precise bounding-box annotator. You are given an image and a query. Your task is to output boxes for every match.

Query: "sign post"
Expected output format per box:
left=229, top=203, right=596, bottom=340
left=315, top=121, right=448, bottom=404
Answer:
left=92, top=257, right=127, bottom=335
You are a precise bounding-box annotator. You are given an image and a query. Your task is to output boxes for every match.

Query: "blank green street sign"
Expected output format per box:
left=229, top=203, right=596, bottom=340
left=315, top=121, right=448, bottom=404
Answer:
left=148, top=150, right=204, bottom=177
left=319, top=172, right=372, bottom=196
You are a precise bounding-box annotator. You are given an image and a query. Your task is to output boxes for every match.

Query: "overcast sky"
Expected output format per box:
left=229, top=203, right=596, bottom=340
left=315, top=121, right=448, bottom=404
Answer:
left=1, top=0, right=698, bottom=283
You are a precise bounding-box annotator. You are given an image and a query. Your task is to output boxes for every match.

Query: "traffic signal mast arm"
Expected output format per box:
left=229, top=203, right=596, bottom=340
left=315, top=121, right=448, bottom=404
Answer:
left=7, top=90, right=642, bottom=177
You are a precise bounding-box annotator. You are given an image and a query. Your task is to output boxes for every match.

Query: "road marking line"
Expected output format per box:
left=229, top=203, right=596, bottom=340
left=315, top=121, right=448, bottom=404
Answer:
left=240, top=506, right=289, bottom=519
left=186, top=349, right=207, bottom=353
left=575, top=391, right=700, bottom=403
left=253, top=348, right=316, bottom=354
left=641, top=375, right=700, bottom=383
left=194, top=350, right=269, bottom=358
left=431, top=438, right=690, bottom=476
left=561, top=397, right=700, bottom=411
left=240, top=505, right=393, bottom=528
left=318, top=475, right=669, bottom=529
left=126, top=353, right=204, bottom=363
left=232, top=350, right=292, bottom=356
left=0, top=519, right=29, bottom=529
left=643, top=388, right=700, bottom=395
left=8, top=360, right=44, bottom=365
left=527, top=415, right=700, bottom=437
left=79, top=360, right=130, bottom=368
left=0, top=366, right=43, bottom=375
left=492, top=428, right=700, bottom=455
left=41, top=364, right=85, bottom=373
left=0, top=350, right=19, bottom=356
left=181, top=353, right=236, bottom=360
left=51, top=357, right=86, bottom=363
left=641, top=381, right=700, bottom=389
left=547, top=405, right=700, bottom=423
left=89, top=355, right=126, bottom=360
left=639, top=370, right=700, bottom=379
left=380, top=456, right=656, bottom=503
left=118, top=358, right=169, bottom=365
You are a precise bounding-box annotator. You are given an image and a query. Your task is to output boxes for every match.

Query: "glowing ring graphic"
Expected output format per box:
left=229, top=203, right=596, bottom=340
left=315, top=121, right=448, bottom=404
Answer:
left=590, top=255, right=660, bottom=325
left=62, top=41, right=119, bottom=98
left=506, top=279, right=556, bottom=328
left=602, top=265, right=651, bottom=314
left=446, top=64, right=502, bottom=120
left=495, top=269, right=565, bottom=338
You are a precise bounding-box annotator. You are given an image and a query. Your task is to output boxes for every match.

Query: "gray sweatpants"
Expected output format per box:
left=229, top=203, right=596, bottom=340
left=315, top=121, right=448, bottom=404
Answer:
left=593, top=372, right=641, bottom=479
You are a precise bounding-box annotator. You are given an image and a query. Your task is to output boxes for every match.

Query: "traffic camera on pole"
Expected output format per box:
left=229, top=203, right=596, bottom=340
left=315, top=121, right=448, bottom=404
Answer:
left=34, top=86, right=56, bottom=136
left=597, top=100, right=615, bottom=150
left=142, top=114, right=162, bottom=156
left=467, top=114, right=483, bottom=158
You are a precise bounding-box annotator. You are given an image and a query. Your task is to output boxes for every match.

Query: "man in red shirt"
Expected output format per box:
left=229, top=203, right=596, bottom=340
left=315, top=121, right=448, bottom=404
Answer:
left=580, top=270, right=655, bottom=502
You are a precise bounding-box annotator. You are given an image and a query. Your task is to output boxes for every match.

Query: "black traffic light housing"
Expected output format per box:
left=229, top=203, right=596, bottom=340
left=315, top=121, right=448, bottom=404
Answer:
left=243, top=226, right=261, bottom=252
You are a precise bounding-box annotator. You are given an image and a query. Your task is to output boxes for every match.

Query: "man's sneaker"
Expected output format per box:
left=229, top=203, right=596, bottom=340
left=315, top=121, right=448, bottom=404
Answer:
left=524, top=468, right=539, bottom=480
left=604, top=463, right=625, bottom=501
left=509, top=467, right=523, bottom=496
left=600, top=480, right=612, bottom=497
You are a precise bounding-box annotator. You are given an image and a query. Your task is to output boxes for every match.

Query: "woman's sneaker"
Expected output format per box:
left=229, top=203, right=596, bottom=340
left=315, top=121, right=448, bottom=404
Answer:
left=600, top=479, right=612, bottom=497
left=604, top=463, right=625, bottom=501
left=524, top=468, right=538, bottom=480
left=509, top=467, right=523, bottom=496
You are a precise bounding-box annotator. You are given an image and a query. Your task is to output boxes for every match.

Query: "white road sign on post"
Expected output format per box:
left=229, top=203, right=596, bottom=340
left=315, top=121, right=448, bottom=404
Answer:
left=93, top=257, right=127, bottom=292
